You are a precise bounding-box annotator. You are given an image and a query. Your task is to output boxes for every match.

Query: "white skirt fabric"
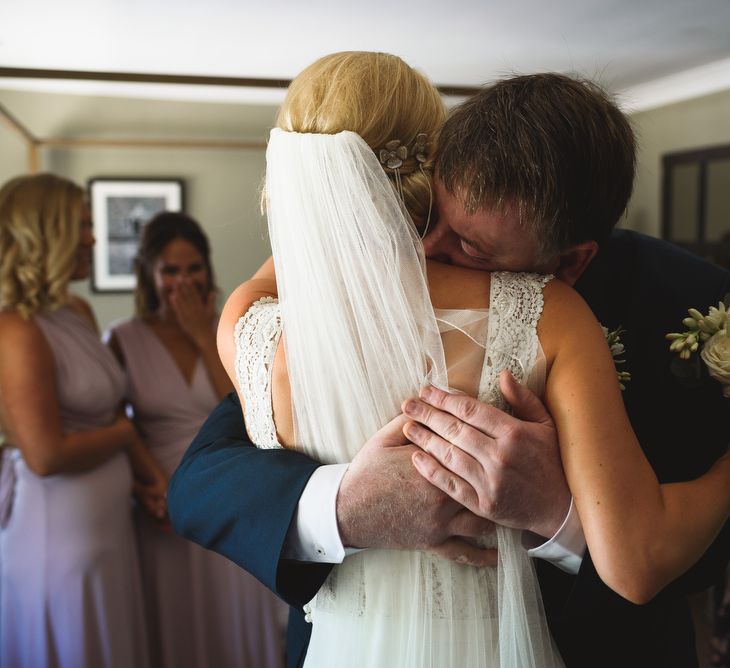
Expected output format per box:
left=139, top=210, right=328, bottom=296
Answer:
left=303, top=529, right=562, bottom=668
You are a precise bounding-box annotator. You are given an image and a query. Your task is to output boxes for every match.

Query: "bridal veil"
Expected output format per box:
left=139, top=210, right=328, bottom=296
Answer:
left=265, top=128, right=562, bottom=667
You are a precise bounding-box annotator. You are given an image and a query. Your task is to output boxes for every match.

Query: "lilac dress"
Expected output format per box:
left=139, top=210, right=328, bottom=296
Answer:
left=110, top=317, right=286, bottom=668
left=0, top=305, right=149, bottom=668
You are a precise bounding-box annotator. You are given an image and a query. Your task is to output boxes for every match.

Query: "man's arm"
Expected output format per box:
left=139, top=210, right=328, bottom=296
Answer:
left=335, top=415, right=497, bottom=566
left=168, top=393, right=497, bottom=609
left=405, top=372, right=730, bottom=598
left=168, top=392, right=332, bottom=608
left=404, top=373, right=572, bottom=540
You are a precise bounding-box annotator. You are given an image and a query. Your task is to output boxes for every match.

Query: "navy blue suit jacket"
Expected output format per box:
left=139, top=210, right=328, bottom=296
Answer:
left=169, top=231, right=730, bottom=668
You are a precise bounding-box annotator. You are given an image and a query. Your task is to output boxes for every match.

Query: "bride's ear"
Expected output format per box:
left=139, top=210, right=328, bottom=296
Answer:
left=554, top=241, right=599, bottom=286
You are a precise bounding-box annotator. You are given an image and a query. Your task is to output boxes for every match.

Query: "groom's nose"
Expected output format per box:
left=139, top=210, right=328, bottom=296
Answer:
left=422, top=218, right=460, bottom=264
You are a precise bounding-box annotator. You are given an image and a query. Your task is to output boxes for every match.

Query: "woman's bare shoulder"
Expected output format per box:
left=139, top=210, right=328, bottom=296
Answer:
left=0, top=310, right=51, bottom=368
left=539, top=277, right=603, bottom=366
left=541, top=277, right=593, bottom=323
left=219, top=279, right=278, bottom=337
left=0, top=309, right=41, bottom=341
left=426, top=260, right=491, bottom=310
left=217, top=278, right=278, bottom=380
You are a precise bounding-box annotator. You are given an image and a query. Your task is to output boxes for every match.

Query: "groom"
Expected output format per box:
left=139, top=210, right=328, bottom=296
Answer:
left=169, top=73, right=730, bottom=667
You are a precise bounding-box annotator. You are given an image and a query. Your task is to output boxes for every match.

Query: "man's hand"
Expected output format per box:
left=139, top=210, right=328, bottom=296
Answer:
left=403, top=371, right=571, bottom=539
left=337, top=415, right=497, bottom=567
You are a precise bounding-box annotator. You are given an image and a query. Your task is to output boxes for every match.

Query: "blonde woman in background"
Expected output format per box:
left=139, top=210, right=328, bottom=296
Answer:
left=0, top=173, right=149, bottom=668
left=106, top=211, right=287, bottom=668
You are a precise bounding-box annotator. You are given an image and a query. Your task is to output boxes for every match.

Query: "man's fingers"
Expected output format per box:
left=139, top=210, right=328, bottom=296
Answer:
left=411, top=450, right=481, bottom=516
left=402, top=398, right=499, bottom=463
left=498, top=370, right=552, bottom=425
left=405, top=421, right=486, bottom=489
left=415, top=386, right=514, bottom=438
left=364, top=414, right=412, bottom=450
left=429, top=538, right=497, bottom=568
left=448, top=507, right=495, bottom=541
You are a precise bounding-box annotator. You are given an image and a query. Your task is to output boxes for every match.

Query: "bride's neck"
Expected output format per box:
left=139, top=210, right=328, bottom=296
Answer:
left=426, top=259, right=491, bottom=311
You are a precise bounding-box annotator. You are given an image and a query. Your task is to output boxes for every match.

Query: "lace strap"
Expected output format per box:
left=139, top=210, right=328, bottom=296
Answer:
left=478, top=272, right=553, bottom=410
left=234, top=296, right=284, bottom=450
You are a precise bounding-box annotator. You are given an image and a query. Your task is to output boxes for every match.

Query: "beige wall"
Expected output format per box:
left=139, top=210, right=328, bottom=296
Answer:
left=0, top=121, right=31, bottom=185
left=4, top=85, right=730, bottom=331
left=42, top=145, right=270, bottom=331
left=0, top=93, right=273, bottom=331
left=625, top=88, right=730, bottom=237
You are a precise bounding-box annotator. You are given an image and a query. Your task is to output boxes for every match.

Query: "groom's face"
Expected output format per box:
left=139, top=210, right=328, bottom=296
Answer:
left=424, top=179, right=557, bottom=275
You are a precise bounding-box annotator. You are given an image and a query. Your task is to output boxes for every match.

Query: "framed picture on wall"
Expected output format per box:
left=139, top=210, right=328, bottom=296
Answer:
left=89, top=178, right=185, bottom=292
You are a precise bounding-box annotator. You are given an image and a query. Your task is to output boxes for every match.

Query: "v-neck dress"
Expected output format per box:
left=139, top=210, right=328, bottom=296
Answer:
left=0, top=305, right=149, bottom=668
left=109, top=317, right=286, bottom=668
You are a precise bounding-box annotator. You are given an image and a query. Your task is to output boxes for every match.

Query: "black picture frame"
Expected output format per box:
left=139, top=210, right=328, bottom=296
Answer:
left=89, top=178, right=185, bottom=292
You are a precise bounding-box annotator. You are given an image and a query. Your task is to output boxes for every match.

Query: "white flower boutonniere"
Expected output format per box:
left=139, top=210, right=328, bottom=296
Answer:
left=602, top=325, right=631, bottom=390
left=666, top=296, right=730, bottom=397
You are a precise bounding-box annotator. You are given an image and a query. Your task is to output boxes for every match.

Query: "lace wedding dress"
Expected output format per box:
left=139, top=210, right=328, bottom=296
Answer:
left=233, top=129, right=564, bottom=667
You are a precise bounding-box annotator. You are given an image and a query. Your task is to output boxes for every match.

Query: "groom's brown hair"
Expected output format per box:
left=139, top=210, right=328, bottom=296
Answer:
left=436, top=73, right=636, bottom=257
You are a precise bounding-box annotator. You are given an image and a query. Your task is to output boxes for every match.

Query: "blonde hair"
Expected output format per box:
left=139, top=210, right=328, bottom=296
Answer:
left=275, top=51, right=445, bottom=224
left=0, top=173, right=84, bottom=318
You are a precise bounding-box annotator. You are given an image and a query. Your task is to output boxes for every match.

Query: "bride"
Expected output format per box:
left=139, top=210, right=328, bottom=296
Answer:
left=217, top=52, right=730, bottom=667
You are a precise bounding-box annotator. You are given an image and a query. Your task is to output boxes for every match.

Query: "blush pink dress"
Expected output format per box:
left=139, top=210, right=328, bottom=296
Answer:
left=109, top=317, right=287, bottom=668
left=0, top=305, right=149, bottom=668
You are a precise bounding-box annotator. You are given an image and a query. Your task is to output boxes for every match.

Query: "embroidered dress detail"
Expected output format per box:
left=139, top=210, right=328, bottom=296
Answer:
left=233, top=130, right=562, bottom=667
left=234, top=272, right=561, bottom=668
left=479, top=272, right=553, bottom=411
left=234, top=296, right=283, bottom=450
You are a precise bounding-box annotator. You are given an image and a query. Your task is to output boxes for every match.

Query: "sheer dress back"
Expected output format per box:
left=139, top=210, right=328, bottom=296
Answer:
left=235, top=129, right=563, bottom=667
left=234, top=272, right=563, bottom=668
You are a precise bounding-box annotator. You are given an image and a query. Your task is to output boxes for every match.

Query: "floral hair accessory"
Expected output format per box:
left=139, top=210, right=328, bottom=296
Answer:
left=413, top=134, right=429, bottom=164
left=378, top=135, right=431, bottom=171
left=666, top=294, right=730, bottom=396
left=379, top=140, right=409, bottom=170
left=377, top=134, right=434, bottom=240
left=602, top=325, right=631, bottom=390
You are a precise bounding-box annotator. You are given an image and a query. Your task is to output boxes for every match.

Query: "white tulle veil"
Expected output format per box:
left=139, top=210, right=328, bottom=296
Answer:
left=265, top=128, right=562, bottom=667
left=266, top=128, right=447, bottom=462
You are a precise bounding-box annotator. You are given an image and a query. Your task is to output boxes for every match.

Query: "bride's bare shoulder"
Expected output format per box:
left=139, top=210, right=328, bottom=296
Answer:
left=426, top=260, right=491, bottom=310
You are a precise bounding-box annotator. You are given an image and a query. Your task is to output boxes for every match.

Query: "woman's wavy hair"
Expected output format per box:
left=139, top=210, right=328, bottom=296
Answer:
left=134, top=211, right=216, bottom=316
left=273, top=51, right=445, bottom=227
left=0, top=173, right=85, bottom=318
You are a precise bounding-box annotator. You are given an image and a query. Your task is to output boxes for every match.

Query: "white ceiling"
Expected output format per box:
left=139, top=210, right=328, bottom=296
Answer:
left=1, top=0, right=730, bottom=111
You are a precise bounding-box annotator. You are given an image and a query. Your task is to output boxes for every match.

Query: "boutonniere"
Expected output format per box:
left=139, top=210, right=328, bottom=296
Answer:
left=666, top=294, right=730, bottom=397
left=602, top=324, right=631, bottom=390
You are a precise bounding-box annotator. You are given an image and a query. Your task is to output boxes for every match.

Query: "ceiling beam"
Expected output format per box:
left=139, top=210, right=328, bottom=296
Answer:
left=0, top=100, right=40, bottom=172
left=0, top=67, right=480, bottom=97
left=40, top=137, right=265, bottom=151
left=0, top=100, right=37, bottom=144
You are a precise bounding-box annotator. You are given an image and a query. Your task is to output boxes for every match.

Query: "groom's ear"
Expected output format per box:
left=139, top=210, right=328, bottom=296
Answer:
left=554, top=241, right=599, bottom=286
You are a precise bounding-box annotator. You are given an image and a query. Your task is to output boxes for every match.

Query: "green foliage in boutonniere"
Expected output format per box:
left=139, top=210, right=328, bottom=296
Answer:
left=601, top=325, right=631, bottom=390
left=666, top=293, right=730, bottom=396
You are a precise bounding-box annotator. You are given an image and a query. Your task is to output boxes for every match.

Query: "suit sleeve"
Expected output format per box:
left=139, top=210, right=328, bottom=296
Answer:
left=168, top=392, right=333, bottom=608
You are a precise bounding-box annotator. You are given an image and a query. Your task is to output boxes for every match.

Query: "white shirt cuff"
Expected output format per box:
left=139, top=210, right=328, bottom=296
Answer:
left=282, top=463, right=351, bottom=563
left=524, top=497, right=586, bottom=574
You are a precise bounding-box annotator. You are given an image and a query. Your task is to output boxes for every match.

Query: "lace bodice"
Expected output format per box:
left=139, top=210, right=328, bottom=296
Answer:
left=233, top=271, right=561, bottom=668
left=479, top=271, right=552, bottom=409
left=234, top=296, right=284, bottom=450
left=234, top=271, right=551, bottom=448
